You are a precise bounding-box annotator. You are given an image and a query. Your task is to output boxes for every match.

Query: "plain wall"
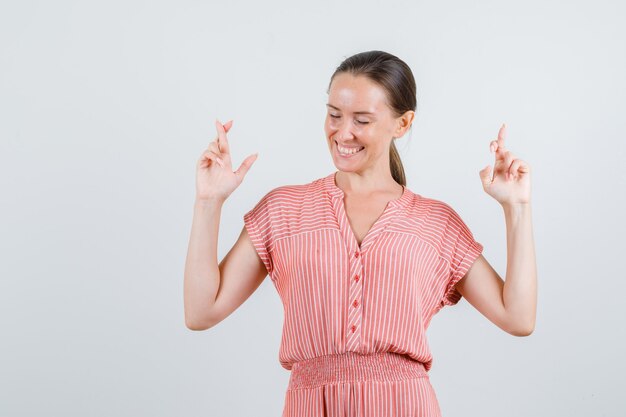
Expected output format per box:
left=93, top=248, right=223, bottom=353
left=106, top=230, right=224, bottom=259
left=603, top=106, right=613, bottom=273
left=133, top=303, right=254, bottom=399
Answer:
left=1, top=0, right=624, bottom=416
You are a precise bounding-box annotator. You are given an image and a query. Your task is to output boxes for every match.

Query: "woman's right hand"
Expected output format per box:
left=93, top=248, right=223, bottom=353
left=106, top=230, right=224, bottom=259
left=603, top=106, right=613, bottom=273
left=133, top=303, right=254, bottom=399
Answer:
left=195, top=119, right=259, bottom=202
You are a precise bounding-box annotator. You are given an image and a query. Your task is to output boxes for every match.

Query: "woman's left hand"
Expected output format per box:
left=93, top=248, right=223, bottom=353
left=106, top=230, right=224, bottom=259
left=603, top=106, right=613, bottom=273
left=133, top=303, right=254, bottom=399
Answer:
left=479, top=123, right=531, bottom=206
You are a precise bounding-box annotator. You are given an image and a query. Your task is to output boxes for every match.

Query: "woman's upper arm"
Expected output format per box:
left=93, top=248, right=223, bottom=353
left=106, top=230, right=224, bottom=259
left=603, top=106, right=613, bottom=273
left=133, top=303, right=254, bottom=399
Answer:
left=455, top=254, right=511, bottom=334
left=206, top=225, right=268, bottom=328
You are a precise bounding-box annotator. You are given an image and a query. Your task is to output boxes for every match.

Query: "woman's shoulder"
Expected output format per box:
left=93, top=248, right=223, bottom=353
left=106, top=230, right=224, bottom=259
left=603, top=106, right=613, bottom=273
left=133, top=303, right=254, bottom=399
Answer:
left=403, top=190, right=468, bottom=227
left=255, top=175, right=329, bottom=205
left=404, top=188, right=452, bottom=213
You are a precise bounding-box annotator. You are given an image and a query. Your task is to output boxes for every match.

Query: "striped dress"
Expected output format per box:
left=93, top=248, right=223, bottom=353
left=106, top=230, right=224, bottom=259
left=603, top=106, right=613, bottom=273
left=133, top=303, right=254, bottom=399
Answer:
left=243, top=171, right=483, bottom=417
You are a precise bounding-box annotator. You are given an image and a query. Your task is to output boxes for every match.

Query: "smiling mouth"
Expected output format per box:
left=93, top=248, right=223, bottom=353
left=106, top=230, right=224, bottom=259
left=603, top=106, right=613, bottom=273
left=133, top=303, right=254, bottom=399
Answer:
left=335, top=140, right=365, bottom=155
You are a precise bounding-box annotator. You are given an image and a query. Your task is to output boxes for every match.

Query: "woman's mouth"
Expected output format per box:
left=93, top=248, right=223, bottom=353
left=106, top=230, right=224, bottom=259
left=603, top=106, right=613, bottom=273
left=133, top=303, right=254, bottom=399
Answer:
left=336, top=141, right=365, bottom=157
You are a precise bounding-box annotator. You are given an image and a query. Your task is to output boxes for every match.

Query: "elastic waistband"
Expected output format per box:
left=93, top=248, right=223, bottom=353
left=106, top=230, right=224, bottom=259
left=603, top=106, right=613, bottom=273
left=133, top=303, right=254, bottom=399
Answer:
left=287, top=352, right=428, bottom=390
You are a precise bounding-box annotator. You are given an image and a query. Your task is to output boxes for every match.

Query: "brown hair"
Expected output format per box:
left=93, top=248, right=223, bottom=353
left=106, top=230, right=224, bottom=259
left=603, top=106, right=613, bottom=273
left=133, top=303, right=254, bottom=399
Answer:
left=327, top=50, right=417, bottom=186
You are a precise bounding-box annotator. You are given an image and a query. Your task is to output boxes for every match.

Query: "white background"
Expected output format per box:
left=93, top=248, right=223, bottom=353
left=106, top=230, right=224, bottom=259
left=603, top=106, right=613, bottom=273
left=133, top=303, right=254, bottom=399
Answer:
left=1, top=0, right=624, bottom=416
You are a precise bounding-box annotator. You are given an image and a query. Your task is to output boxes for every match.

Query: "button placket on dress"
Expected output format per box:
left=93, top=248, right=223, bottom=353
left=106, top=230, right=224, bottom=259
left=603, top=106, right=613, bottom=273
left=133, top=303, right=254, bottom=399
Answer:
left=330, top=191, right=365, bottom=350
left=326, top=171, right=408, bottom=353
left=345, top=247, right=364, bottom=351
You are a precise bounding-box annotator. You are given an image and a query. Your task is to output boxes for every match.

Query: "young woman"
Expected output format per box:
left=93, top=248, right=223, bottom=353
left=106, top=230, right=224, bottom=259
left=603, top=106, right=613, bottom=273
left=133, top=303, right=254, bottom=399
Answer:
left=184, top=50, right=537, bottom=417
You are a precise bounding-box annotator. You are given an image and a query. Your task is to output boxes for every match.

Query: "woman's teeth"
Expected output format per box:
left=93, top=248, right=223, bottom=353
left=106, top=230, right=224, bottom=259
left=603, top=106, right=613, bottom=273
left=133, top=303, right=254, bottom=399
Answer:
left=337, top=144, right=365, bottom=155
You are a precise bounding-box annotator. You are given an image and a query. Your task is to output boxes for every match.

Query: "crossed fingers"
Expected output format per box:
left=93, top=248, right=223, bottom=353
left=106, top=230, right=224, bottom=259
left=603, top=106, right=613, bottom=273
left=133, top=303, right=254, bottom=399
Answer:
left=488, top=123, right=529, bottom=181
left=205, top=119, right=232, bottom=168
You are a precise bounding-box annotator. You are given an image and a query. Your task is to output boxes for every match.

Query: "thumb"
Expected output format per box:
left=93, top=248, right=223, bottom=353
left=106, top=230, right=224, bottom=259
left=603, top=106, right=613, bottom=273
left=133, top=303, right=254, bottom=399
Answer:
left=479, top=165, right=493, bottom=188
left=234, top=153, right=259, bottom=179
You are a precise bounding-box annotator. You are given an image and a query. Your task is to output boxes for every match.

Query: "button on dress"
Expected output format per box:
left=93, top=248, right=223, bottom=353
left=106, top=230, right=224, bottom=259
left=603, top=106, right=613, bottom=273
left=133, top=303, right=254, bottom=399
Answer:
left=243, top=171, right=483, bottom=417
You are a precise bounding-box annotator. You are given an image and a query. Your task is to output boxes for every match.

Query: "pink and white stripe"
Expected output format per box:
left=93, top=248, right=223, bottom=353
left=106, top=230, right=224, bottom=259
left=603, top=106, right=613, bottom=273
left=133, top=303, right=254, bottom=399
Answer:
left=243, top=171, right=483, bottom=416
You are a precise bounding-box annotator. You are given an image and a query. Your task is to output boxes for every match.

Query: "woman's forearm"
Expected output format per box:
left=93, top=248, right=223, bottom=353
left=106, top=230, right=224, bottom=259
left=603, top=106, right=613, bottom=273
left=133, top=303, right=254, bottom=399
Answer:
left=502, top=202, right=537, bottom=335
left=183, top=198, right=224, bottom=329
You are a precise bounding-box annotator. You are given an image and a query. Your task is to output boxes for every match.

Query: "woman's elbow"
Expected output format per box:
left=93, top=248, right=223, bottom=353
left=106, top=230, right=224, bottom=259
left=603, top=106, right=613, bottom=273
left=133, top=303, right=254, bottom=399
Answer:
left=186, top=320, right=209, bottom=331
left=185, top=312, right=216, bottom=331
left=507, top=321, right=535, bottom=337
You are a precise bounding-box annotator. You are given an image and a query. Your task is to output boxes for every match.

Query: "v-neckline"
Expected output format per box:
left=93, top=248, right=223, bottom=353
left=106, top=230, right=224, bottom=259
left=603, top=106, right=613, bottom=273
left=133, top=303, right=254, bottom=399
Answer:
left=324, top=171, right=411, bottom=253
left=345, top=199, right=390, bottom=248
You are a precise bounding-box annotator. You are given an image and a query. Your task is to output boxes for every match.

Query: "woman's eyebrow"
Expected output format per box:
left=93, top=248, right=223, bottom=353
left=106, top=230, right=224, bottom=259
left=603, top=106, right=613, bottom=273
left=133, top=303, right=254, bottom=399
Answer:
left=326, top=103, right=374, bottom=115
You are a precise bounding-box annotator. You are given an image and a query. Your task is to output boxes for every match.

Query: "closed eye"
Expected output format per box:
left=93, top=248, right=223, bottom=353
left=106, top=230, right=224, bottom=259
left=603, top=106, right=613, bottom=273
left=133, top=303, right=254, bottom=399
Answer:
left=329, top=115, right=369, bottom=125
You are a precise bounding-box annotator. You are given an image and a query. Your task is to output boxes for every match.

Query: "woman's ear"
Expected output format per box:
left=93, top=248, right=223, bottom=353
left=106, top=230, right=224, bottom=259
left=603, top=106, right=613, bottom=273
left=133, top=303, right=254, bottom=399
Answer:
left=395, top=110, right=415, bottom=137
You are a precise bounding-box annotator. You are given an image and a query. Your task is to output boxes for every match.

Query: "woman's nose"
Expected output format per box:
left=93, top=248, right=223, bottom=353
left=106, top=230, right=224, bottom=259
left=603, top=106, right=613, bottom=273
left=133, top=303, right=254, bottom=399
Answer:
left=334, top=120, right=354, bottom=141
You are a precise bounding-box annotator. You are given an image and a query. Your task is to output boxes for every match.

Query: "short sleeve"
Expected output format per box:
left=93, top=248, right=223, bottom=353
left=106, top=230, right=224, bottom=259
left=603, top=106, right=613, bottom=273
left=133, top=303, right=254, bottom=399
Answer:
left=440, top=205, right=484, bottom=307
left=243, top=191, right=275, bottom=276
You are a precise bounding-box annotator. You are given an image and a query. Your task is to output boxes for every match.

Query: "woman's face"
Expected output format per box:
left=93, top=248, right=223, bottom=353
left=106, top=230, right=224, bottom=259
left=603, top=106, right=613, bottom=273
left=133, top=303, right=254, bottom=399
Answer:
left=324, top=72, right=405, bottom=174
